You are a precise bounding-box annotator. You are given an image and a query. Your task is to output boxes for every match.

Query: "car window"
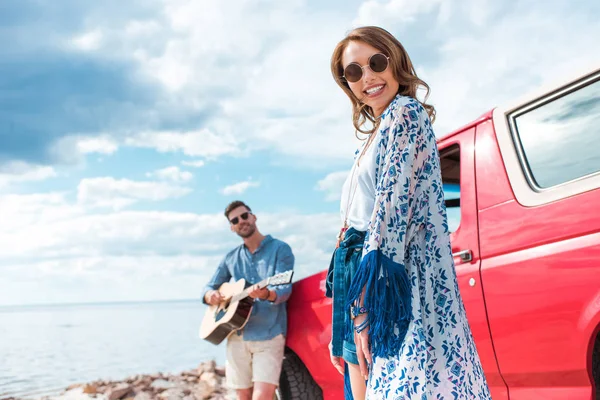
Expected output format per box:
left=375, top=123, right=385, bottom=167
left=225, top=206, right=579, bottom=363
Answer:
left=512, top=78, right=600, bottom=189
left=440, top=145, right=461, bottom=232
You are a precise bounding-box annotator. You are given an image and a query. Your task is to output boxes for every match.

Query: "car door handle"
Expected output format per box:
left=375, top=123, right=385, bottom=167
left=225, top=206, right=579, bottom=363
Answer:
left=452, top=249, right=473, bottom=263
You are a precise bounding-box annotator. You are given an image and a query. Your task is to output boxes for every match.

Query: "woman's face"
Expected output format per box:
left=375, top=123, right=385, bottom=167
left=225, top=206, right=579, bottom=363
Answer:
left=341, top=40, right=400, bottom=117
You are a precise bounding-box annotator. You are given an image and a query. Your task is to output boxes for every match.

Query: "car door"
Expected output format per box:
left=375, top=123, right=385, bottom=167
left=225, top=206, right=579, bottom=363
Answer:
left=439, top=126, right=510, bottom=399
left=477, top=68, right=600, bottom=399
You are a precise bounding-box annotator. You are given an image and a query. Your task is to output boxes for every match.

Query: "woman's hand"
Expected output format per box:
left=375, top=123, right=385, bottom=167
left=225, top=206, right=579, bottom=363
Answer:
left=329, top=341, right=344, bottom=375
left=353, top=313, right=372, bottom=380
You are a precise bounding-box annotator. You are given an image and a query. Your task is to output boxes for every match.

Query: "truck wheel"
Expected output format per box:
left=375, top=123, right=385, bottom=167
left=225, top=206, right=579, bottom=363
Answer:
left=276, top=349, right=323, bottom=400
left=593, top=334, right=600, bottom=399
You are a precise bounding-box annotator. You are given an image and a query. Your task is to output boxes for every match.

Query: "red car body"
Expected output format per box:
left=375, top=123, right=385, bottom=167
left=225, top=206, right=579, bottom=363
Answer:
left=284, top=67, right=600, bottom=400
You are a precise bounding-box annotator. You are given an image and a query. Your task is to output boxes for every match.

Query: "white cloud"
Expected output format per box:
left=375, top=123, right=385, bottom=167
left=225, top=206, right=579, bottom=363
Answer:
left=76, top=135, right=119, bottom=155
left=355, top=0, right=445, bottom=26
left=221, top=180, right=260, bottom=196
left=0, top=161, right=57, bottom=189
left=124, top=20, right=162, bottom=37
left=258, top=212, right=341, bottom=280
left=131, top=0, right=307, bottom=93
left=0, top=191, right=339, bottom=305
left=214, top=17, right=361, bottom=164
left=354, top=0, right=501, bottom=30
left=316, top=171, right=348, bottom=202
left=0, top=192, right=83, bottom=234
left=146, top=166, right=193, bottom=183
left=49, top=134, right=119, bottom=164
left=349, top=0, right=600, bottom=137
left=70, top=29, right=103, bottom=51
left=2, top=0, right=599, bottom=307
left=181, top=160, right=205, bottom=168
left=125, top=129, right=241, bottom=159
left=33, top=0, right=600, bottom=169
left=420, top=1, right=600, bottom=137
left=80, top=0, right=362, bottom=165
left=77, top=177, right=192, bottom=210
left=0, top=199, right=228, bottom=261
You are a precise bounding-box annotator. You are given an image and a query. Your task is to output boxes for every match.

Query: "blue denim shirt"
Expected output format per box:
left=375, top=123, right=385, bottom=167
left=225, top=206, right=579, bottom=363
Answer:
left=202, top=235, right=294, bottom=341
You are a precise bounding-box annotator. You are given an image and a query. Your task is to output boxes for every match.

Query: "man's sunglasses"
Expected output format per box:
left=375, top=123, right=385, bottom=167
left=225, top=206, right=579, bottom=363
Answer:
left=342, top=53, right=390, bottom=83
left=230, top=212, right=251, bottom=225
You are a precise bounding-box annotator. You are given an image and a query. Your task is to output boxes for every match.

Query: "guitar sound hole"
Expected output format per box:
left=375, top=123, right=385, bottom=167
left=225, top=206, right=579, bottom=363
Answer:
left=214, top=300, right=230, bottom=322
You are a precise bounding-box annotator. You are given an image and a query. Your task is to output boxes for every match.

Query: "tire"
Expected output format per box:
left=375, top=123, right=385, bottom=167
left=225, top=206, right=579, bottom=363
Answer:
left=593, top=334, right=600, bottom=400
left=276, top=349, right=324, bottom=400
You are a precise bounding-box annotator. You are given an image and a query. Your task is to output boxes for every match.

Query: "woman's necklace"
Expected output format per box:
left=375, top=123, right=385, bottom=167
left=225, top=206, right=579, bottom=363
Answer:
left=336, top=132, right=377, bottom=247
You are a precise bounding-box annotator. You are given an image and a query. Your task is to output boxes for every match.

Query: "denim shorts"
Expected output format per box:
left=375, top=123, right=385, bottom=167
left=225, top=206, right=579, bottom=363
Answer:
left=325, top=228, right=365, bottom=366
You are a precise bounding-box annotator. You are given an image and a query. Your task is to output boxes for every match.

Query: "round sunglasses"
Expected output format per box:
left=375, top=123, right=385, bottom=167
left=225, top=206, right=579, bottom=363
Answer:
left=342, top=53, right=390, bottom=83
left=229, top=212, right=251, bottom=225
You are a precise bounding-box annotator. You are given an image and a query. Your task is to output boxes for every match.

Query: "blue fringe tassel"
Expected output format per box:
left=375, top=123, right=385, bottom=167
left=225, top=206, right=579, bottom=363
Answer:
left=346, top=249, right=412, bottom=360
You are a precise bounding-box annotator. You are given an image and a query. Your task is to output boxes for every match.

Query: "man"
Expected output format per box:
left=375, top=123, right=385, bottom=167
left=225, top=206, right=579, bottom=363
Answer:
left=203, top=200, right=294, bottom=400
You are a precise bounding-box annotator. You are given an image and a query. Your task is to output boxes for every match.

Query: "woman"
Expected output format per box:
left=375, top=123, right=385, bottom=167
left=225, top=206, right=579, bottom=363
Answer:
left=326, top=26, right=492, bottom=399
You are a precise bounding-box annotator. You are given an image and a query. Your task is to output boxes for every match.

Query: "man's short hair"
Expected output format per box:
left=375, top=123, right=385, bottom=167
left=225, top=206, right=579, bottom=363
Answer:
left=224, top=200, right=252, bottom=219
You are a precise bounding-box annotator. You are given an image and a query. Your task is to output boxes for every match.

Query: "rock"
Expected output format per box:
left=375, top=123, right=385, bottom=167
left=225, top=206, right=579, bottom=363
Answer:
left=51, top=362, right=228, bottom=400
left=83, top=384, right=98, bottom=394
left=132, top=378, right=144, bottom=387
left=192, top=381, right=215, bottom=400
left=198, top=360, right=216, bottom=374
left=137, top=376, right=153, bottom=388
left=200, top=372, right=219, bottom=389
left=133, top=393, right=153, bottom=400
left=107, top=383, right=133, bottom=400
left=66, top=383, right=82, bottom=391
left=150, top=379, right=177, bottom=393
left=52, top=387, right=107, bottom=400
left=158, top=388, right=186, bottom=400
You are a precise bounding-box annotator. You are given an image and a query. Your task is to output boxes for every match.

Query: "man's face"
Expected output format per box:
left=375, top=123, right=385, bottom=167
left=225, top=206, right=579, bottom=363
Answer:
left=228, top=206, right=257, bottom=239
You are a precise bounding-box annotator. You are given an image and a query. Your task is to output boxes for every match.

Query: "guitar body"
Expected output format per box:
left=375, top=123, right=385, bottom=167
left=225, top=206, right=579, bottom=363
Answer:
left=199, top=279, right=254, bottom=345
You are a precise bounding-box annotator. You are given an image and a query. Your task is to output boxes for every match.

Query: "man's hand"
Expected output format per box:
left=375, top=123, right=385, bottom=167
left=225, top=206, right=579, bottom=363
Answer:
left=248, top=285, right=270, bottom=300
left=204, top=290, right=224, bottom=306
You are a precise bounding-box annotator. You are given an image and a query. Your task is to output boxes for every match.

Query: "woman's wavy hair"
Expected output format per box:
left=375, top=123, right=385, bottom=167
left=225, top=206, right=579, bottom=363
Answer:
left=331, top=26, right=436, bottom=135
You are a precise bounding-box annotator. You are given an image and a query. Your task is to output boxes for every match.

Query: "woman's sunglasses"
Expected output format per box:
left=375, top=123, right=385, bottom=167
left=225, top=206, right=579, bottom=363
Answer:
left=342, top=53, right=390, bottom=83
left=230, top=212, right=251, bottom=225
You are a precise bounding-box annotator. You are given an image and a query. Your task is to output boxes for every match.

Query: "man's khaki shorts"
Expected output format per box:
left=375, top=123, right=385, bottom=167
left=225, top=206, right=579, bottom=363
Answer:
left=225, top=332, right=286, bottom=389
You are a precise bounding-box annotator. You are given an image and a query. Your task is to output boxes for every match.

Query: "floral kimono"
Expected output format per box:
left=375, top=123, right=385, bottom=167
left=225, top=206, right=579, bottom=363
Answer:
left=346, top=95, right=492, bottom=399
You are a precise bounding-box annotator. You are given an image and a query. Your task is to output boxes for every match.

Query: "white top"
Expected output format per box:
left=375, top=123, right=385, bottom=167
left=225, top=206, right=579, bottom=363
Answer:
left=340, top=132, right=379, bottom=231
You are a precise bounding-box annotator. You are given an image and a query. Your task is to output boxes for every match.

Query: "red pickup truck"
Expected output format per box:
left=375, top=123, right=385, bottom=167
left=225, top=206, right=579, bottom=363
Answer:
left=277, top=66, right=600, bottom=400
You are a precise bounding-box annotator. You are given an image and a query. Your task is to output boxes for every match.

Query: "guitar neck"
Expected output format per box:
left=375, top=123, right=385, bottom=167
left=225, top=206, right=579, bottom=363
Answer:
left=231, top=277, right=270, bottom=303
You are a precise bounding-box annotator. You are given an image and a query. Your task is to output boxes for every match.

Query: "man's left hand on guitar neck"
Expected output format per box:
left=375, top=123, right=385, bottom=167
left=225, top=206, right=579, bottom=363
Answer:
left=248, top=285, right=277, bottom=302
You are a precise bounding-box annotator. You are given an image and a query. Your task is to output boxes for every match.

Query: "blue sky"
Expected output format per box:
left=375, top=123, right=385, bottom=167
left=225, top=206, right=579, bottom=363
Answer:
left=1, top=0, right=598, bottom=306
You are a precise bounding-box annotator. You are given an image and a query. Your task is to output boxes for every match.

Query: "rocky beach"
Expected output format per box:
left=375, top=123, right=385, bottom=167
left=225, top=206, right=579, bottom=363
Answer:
left=4, top=361, right=234, bottom=400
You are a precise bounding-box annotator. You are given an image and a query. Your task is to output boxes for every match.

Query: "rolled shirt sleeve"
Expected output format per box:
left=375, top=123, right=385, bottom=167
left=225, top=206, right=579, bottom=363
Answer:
left=269, top=243, right=294, bottom=305
left=201, top=258, right=231, bottom=304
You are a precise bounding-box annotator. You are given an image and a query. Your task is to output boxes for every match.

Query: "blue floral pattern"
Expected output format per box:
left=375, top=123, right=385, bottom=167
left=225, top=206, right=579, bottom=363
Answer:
left=355, top=95, right=491, bottom=399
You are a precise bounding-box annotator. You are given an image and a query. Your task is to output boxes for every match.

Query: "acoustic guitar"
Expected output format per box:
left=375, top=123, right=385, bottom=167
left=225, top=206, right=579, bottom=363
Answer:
left=199, top=270, right=294, bottom=345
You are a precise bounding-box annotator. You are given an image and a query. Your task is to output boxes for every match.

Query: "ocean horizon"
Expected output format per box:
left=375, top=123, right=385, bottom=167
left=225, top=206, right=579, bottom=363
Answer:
left=0, top=299, right=226, bottom=399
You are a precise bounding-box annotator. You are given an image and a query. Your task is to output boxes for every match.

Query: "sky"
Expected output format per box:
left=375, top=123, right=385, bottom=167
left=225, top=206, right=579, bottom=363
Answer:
left=0, top=0, right=599, bottom=306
